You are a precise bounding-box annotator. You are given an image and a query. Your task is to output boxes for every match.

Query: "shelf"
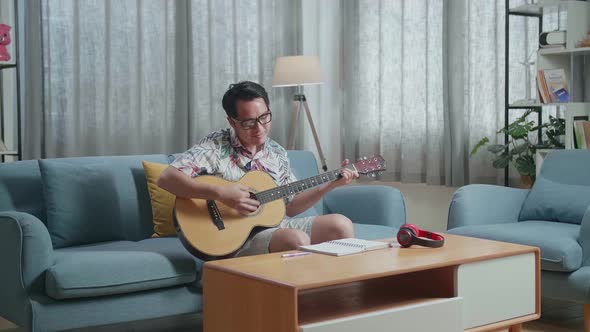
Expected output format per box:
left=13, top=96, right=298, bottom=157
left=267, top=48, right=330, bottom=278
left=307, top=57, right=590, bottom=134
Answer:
left=0, top=150, right=17, bottom=155
left=0, top=63, right=16, bottom=70
left=538, top=46, right=590, bottom=56
left=510, top=0, right=583, bottom=16
left=509, top=102, right=543, bottom=109
left=509, top=4, right=543, bottom=17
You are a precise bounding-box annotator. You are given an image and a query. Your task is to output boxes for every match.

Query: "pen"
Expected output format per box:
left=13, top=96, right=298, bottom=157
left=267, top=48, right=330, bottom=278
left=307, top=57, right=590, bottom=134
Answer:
left=281, top=252, right=312, bottom=258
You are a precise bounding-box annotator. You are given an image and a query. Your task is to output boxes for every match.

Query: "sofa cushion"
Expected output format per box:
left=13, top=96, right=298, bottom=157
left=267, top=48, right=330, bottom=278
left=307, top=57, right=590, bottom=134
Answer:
left=287, top=151, right=321, bottom=216
left=519, top=150, right=590, bottom=224
left=354, top=223, right=396, bottom=241
left=448, top=220, right=582, bottom=272
left=142, top=161, right=177, bottom=237
left=46, top=238, right=199, bottom=300
left=39, top=160, right=125, bottom=248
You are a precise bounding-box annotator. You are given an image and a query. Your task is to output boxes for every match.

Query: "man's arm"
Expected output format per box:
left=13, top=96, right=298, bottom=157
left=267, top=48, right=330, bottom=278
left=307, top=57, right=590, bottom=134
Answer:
left=285, top=159, right=359, bottom=217
left=285, top=182, right=333, bottom=217
left=158, top=166, right=221, bottom=199
left=157, top=166, right=260, bottom=215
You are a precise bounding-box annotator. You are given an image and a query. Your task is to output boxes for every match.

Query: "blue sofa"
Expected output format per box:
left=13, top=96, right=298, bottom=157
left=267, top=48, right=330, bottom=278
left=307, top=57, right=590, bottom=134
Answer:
left=0, top=150, right=405, bottom=331
left=447, top=150, right=590, bottom=311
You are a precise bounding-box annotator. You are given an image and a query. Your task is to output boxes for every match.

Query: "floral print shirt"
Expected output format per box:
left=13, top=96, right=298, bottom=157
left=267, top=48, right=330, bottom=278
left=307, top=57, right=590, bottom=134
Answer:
left=170, top=127, right=297, bottom=202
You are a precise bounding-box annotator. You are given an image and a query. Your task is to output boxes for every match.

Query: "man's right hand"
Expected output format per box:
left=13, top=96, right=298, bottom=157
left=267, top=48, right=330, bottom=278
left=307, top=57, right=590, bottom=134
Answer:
left=217, top=184, right=260, bottom=216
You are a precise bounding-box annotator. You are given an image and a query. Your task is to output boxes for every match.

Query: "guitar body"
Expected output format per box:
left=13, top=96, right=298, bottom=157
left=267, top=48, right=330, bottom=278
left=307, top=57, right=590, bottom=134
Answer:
left=174, top=170, right=286, bottom=260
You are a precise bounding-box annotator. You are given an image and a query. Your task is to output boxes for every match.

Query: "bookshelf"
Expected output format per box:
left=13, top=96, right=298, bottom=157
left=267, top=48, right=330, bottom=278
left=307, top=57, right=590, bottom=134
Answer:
left=535, top=1, right=590, bottom=149
left=506, top=0, right=590, bottom=186
left=0, top=0, right=21, bottom=163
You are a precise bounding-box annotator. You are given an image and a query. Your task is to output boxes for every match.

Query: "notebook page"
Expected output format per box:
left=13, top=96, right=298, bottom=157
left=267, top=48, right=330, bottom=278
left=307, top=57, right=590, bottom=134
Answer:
left=299, top=238, right=389, bottom=256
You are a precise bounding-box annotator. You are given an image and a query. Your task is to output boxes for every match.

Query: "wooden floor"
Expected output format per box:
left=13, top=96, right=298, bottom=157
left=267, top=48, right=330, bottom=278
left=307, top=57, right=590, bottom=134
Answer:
left=0, top=299, right=587, bottom=331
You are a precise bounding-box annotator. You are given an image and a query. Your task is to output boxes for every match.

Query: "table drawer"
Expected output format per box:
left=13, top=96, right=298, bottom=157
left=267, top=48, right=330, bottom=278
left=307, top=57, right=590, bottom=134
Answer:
left=457, top=252, right=536, bottom=329
left=299, top=297, right=463, bottom=332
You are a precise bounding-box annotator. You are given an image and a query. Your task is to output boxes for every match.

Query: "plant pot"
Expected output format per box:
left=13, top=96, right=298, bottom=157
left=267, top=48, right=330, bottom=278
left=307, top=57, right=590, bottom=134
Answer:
left=520, top=175, right=534, bottom=189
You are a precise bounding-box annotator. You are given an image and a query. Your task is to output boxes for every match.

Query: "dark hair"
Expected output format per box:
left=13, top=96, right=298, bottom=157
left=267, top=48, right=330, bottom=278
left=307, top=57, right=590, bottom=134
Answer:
left=222, top=81, right=270, bottom=118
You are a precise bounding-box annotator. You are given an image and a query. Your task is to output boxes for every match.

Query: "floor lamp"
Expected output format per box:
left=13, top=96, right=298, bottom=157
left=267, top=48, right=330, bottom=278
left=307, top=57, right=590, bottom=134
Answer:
left=272, top=56, right=328, bottom=171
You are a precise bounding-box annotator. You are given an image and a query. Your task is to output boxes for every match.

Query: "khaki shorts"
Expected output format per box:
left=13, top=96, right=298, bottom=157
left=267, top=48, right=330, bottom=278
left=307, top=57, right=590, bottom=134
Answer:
left=233, top=216, right=315, bottom=257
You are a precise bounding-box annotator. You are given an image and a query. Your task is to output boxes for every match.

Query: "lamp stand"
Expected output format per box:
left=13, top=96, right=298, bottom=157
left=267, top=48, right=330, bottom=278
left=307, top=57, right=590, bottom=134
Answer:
left=287, top=94, right=328, bottom=171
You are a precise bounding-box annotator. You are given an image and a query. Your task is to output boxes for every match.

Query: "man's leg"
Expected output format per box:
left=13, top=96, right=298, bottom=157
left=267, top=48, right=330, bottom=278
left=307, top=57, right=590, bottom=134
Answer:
left=310, top=214, right=354, bottom=244
left=269, top=229, right=310, bottom=252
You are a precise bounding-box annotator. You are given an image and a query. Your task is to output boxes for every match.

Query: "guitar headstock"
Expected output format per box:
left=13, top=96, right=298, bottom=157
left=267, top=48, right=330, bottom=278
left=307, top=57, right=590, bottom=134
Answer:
left=353, top=155, right=386, bottom=177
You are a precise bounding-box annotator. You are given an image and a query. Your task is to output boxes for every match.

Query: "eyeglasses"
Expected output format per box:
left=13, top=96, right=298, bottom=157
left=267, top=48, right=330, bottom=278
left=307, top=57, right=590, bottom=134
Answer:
left=233, top=112, right=272, bottom=129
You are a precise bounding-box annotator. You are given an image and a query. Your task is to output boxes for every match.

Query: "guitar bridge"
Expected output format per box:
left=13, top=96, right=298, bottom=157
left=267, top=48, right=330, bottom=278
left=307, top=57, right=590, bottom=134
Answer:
left=207, top=200, right=225, bottom=230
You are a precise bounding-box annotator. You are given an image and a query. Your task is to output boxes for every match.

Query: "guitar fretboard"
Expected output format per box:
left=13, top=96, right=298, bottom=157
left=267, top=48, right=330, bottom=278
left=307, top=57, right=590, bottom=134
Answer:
left=255, top=169, right=342, bottom=204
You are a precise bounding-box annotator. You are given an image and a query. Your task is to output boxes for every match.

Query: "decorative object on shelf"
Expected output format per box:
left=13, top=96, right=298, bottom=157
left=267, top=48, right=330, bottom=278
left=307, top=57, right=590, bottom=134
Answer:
left=577, top=31, right=590, bottom=47
left=0, top=23, right=11, bottom=61
left=272, top=55, right=328, bottom=171
left=519, top=49, right=537, bottom=104
left=538, top=68, right=570, bottom=103
left=470, top=109, right=566, bottom=186
left=539, top=30, right=566, bottom=50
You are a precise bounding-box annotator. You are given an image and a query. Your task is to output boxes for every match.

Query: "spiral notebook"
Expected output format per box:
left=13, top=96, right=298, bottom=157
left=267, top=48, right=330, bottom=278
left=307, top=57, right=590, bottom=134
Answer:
left=299, top=238, right=389, bottom=256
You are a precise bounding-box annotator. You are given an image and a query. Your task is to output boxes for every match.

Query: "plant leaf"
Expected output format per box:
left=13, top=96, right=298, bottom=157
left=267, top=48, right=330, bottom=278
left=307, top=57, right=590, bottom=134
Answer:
left=508, top=124, right=529, bottom=139
left=470, top=137, right=489, bottom=157
left=492, top=153, right=511, bottom=169
left=486, top=144, right=507, bottom=154
left=515, top=155, right=535, bottom=176
left=511, top=142, right=531, bottom=155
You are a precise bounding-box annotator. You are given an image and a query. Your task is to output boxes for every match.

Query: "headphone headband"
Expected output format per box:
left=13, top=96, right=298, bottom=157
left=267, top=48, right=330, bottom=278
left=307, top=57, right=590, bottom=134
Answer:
left=397, top=224, right=445, bottom=248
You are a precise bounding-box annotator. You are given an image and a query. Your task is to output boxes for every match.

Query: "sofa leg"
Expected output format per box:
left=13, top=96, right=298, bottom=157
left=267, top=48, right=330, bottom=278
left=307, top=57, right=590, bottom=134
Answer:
left=508, top=324, right=522, bottom=332
left=584, top=304, right=590, bottom=332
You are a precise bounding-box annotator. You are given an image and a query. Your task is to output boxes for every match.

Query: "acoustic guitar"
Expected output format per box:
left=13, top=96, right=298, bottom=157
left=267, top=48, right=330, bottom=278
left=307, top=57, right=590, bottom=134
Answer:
left=174, top=155, right=386, bottom=260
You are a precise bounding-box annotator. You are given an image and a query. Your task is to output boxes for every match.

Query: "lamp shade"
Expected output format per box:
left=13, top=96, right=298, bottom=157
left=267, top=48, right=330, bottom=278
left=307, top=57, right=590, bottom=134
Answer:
left=272, top=56, right=323, bottom=87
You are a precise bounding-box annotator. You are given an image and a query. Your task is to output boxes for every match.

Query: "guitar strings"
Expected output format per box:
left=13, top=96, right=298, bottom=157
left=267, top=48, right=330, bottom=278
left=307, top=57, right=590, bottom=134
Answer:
left=255, top=169, right=342, bottom=204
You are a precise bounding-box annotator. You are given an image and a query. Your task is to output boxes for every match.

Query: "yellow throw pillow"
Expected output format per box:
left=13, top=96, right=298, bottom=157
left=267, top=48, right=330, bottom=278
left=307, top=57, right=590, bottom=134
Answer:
left=142, top=161, right=177, bottom=237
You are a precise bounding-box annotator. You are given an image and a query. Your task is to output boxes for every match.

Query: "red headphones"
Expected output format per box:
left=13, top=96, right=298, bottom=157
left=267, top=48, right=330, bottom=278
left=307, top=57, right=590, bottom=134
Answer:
left=396, top=224, right=445, bottom=248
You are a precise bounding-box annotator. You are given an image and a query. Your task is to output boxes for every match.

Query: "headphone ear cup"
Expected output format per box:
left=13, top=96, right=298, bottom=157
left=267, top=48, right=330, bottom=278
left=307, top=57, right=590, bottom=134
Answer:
left=397, top=226, right=416, bottom=247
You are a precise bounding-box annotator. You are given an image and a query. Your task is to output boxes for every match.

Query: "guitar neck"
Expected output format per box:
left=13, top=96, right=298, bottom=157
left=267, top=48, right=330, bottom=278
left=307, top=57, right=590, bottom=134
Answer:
left=256, top=169, right=343, bottom=204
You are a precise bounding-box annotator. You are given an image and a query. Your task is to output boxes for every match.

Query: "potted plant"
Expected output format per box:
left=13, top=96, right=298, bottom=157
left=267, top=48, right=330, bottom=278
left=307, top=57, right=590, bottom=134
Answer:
left=470, top=108, right=565, bottom=187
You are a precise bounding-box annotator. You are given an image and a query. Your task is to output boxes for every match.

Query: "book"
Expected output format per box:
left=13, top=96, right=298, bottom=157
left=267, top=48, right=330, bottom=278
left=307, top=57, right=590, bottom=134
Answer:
left=299, top=238, right=390, bottom=256
left=554, top=88, right=570, bottom=103
left=539, top=44, right=566, bottom=50
left=537, top=70, right=551, bottom=104
left=539, top=31, right=566, bottom=46
left=0, top=138, right=7, bottom=152
left=573, top=116, right=589, bottom=149
left=543, top=69, right=569, bottom=103
left=584, top=122, right=590, bottom=150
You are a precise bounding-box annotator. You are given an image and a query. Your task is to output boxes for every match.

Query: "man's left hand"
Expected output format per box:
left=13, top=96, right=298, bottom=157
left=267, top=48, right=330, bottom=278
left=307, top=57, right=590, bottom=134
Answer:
left=330, top=159, right=359, bottom=189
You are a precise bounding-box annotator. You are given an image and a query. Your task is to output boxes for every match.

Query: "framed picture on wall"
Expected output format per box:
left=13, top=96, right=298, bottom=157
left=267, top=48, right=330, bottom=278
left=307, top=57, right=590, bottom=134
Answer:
left=0, top=0, right=15, bottom=64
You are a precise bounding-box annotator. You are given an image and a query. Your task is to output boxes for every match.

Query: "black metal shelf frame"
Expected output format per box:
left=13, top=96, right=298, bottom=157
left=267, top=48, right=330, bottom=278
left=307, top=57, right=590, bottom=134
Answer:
left=504, top=0, right=543, bottom=186
left=0, top=0, right=21, bottom=162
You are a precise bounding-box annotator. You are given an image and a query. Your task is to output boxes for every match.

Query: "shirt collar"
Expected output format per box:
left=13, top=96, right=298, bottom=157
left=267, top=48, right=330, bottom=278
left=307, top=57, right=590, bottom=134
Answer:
left=229, top=127, right=270, bottom=158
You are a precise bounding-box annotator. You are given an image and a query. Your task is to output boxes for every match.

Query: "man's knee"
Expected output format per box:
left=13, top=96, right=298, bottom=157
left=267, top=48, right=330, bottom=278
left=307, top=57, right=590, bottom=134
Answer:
left=269, top=228, right=311, bottom=252
left=312, top=214, right=354, bottom=240
left=329, top=214, right=354, bottom=237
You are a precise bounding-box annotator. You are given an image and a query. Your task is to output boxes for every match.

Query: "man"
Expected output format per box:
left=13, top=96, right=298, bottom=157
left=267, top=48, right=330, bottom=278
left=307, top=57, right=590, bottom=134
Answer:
left=158, top=81, right=357, bottom=257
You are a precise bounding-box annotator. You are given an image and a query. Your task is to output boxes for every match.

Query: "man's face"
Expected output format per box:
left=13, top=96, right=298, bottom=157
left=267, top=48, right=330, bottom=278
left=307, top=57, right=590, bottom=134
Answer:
left=228, top=97, right=271, bottom=149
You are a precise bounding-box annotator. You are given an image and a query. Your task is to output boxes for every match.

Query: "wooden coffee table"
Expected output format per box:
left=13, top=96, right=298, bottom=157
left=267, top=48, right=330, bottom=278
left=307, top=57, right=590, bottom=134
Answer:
left=203, top=234, right=540, bottom=332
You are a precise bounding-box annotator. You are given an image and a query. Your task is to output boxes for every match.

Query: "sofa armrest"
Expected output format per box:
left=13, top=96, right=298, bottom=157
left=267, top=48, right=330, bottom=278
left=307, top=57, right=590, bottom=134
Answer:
left=578, top=206, right=590, bottom=266
left=0, top=211, right=54, bottom=326
left=323, top=185, right=406, bottom=228
left=447, top=184, right=529, bottom=230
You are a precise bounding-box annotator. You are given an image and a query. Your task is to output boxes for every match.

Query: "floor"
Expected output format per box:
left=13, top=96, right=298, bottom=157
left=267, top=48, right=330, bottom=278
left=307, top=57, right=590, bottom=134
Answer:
left=0, top=182, right=587, bottom=331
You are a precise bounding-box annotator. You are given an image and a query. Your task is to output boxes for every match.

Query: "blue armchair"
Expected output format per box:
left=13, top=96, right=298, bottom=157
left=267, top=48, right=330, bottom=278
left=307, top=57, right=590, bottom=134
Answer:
left=447, top=150, right=590, bottom=318
left=0, top=150, right=405, bottom=331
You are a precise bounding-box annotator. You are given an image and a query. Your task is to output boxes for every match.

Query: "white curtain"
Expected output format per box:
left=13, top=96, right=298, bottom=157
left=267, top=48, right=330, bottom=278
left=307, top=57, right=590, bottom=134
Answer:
left=27, top=0, right=299, bottom=158
left=24, top=0, right=545, bottom=186
left=340, top=0, right=538, bottom=186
